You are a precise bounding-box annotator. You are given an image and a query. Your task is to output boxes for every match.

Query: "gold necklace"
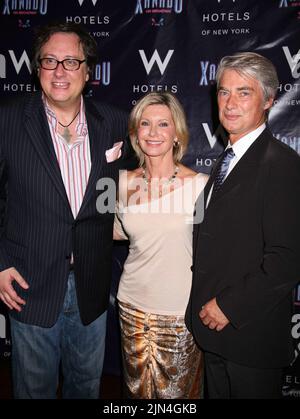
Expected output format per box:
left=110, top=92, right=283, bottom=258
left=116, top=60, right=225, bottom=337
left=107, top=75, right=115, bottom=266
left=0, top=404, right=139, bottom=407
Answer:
left=142, top=166, right=179, bottom=195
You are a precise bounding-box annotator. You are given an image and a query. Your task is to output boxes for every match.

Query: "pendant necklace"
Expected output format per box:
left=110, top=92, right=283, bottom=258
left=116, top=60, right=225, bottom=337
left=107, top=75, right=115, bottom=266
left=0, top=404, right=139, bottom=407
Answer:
left=142, top=166, right=179, bottom=197
left=57, top=111, right=79, bottom=143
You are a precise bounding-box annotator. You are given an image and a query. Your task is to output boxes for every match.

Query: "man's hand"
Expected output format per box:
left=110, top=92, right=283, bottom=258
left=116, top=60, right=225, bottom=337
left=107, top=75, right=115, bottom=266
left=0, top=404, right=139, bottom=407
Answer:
left=0, top=268, right=29, bottom=311
left=199, top=297, right=229, bottom=331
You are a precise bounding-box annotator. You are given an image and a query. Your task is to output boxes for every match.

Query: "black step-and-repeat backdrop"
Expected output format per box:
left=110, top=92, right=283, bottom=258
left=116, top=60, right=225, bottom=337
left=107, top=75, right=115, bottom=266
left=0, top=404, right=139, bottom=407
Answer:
left=0, top=0, right=299, bottom=398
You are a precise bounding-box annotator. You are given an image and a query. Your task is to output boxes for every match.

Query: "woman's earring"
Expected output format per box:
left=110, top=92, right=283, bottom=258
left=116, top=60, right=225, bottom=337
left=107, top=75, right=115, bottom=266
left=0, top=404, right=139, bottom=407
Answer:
left=173, top=140, right=180, bottom=148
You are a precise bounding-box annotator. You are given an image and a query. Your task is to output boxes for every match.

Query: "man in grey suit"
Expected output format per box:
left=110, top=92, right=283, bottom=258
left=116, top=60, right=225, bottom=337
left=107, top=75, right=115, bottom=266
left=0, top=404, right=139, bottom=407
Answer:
left=186, top=52, right=300, bottom=398
left=0, top=22, right=134, bottom=398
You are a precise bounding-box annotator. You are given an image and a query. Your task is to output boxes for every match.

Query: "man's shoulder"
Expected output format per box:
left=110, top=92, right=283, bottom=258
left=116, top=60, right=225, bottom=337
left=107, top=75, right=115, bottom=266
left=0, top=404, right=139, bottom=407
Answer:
left=0, top=92, right=26, bottom=108
left=267, top=132, right=300, bottom=165
left=259, top=131, right=300, bottom=182
left=0, top=92, right=42, bottom=118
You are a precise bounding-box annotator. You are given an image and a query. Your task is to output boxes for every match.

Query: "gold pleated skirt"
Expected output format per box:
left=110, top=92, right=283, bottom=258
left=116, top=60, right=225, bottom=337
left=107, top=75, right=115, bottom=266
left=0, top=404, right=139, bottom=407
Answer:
left=119, top=301, right=203, bottom=399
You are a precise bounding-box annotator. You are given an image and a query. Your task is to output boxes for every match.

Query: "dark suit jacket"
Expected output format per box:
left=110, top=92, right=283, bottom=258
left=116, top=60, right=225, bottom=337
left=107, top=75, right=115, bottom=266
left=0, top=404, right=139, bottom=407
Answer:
left=0, top=92, right=135, bottom=327
left=186, top=128, right=300, bottom=368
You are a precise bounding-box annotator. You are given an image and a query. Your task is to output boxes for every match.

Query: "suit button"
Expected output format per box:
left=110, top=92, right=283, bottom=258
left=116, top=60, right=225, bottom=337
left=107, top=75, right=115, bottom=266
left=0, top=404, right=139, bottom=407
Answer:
left=190, top=265, right=194, bottom=272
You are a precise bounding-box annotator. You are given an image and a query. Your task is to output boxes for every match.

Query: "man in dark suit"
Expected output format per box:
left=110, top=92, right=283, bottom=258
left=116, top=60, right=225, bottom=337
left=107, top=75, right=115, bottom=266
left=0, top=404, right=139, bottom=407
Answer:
left=0, top=22, right=134, bottom=398
left=186, top=52, right=300, bottom=398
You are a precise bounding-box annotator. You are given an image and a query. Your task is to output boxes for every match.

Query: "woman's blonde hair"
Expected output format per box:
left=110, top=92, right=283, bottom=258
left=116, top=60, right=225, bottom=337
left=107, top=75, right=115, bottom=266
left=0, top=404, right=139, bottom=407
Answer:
left=129, top=92, right=189, bottom=166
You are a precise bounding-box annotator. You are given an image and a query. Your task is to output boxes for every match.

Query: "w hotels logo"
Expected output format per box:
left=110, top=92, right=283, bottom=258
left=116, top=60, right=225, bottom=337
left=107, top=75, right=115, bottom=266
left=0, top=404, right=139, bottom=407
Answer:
left=0, top=50, right=32, bottom=78
left=78, top=0, right=98, bottom=5
left=283, top=46, right=300, bottom=79
left=279, top=0, right=291, bottom=6
left=139, top=50, right=174, bottom=75
left=279, top=0, right=298, bottom=6
left=2, top=0, right=48, bottom=15
left=202, top=123, right=226, bottom=149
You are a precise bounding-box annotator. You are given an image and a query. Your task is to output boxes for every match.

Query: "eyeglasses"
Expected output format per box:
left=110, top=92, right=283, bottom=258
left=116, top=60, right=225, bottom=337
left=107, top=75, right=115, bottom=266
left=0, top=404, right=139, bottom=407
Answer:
left=39, top=58, right=86, bottom=71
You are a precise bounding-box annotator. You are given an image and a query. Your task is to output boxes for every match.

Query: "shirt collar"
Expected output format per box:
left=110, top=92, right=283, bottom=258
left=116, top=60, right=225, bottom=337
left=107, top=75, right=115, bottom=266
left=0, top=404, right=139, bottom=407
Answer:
left=42, top=94, right=88, bottom=137
left=226, top=123, right=266, bottom=159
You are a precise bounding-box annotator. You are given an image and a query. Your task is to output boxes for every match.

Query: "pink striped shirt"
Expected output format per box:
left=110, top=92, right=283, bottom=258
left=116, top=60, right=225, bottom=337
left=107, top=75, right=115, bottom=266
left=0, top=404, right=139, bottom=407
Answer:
left=43, top=95, right=91, bottom=218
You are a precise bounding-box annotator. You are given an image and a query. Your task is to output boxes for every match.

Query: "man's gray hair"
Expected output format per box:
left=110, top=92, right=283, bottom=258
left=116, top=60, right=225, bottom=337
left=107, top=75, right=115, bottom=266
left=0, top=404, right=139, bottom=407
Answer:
left=216, top=52, right=279, bottom=101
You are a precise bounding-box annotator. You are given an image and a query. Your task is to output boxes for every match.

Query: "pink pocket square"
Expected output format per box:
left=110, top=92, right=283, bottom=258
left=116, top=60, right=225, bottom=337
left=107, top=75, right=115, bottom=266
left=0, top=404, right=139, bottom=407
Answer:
left=105, top=141, right=123, bottom=163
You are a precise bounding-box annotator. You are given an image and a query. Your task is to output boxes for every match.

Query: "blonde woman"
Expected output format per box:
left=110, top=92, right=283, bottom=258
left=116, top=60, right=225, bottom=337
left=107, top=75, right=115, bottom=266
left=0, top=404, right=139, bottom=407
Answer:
left=114, top=92, right=208, bottom=399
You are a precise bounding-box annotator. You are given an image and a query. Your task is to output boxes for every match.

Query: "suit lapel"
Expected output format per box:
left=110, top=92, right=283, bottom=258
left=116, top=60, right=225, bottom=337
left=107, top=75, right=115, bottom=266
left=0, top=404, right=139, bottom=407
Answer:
left=193, top=130, right=271, bottom=255
left=24, top=93, right=72, bottom=213
left=193, top=152, right=224, bottom=250
left=204, top=152, right=223, bottom=203
left=207, top=129, right=270, bottom=207
left=76, top=99, right=107, bottom=218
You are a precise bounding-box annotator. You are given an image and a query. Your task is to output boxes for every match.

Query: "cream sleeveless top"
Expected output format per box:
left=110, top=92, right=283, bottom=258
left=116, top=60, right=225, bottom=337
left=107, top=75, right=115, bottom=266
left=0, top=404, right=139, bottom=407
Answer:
left=114, top=171, right=208, bottom=315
